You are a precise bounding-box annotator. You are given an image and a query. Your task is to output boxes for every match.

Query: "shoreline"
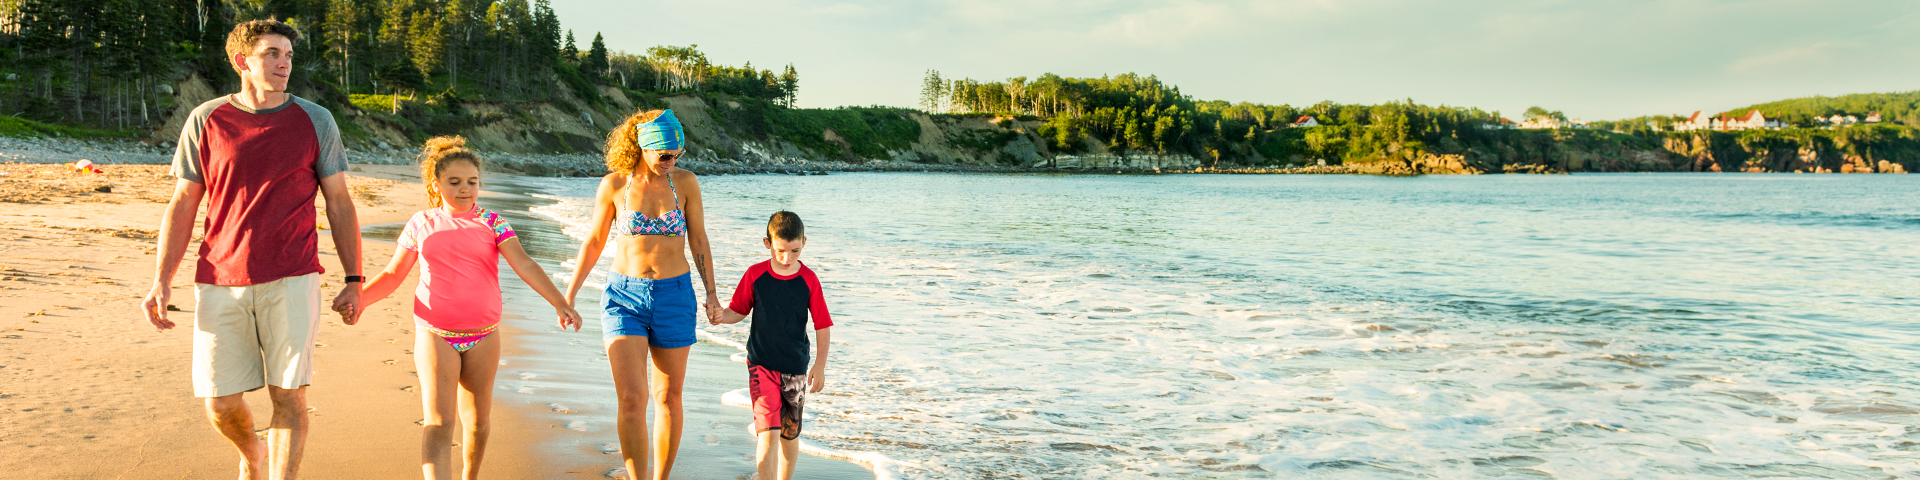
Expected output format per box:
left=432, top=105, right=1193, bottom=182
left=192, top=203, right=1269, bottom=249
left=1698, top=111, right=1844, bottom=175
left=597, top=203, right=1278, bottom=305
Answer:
left=469, top=171, right=878, bottom=479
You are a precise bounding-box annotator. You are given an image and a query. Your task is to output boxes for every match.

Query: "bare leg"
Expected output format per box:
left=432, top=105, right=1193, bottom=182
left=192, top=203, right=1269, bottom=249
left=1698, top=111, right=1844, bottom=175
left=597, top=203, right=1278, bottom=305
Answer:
left=647, top=345, right=690, bottom=480
left=457, top=333, right=501, bottom=480
left=779, top=436, right=801, bottom=480
left=416, top=331, right=461, bottom=480
left=265, top=386, right=308, bottom=480
left=206, top=393, right=268, bottom=480
left=606, top=336, right=653, bottom=480
left=754, top=430, right=780, bottom=480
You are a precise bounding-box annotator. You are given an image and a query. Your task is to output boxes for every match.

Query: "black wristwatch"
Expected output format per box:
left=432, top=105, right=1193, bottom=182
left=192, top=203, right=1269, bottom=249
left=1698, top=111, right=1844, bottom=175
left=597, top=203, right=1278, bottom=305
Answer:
left=344, top=275, right=366, bottom=283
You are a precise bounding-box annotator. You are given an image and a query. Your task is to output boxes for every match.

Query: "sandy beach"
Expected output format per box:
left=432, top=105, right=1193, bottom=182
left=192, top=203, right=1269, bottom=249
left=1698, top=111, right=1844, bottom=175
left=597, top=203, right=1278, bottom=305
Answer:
left=0, top=162, right=563, bottom=479
left=0, top=161, right=875, bottom=479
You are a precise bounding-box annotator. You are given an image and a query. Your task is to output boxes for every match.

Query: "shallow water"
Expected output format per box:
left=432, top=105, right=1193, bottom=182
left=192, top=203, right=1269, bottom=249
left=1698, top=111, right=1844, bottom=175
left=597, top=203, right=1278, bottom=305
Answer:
left=502, top=172, right=1919, bottom=479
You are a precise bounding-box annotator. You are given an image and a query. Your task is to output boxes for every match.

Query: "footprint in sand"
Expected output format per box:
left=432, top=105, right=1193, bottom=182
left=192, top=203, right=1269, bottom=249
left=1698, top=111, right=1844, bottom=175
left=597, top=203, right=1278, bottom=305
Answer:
left=599, top=444, right=619, bottom=454
left=548, top=403, right=570, bottom=414
left=566, top=420, right=589, bottom=432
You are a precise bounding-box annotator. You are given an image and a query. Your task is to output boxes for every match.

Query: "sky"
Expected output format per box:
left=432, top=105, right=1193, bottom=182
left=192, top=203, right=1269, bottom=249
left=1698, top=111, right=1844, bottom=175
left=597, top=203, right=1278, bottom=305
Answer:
left=551, top=0, right=1920, bottom=120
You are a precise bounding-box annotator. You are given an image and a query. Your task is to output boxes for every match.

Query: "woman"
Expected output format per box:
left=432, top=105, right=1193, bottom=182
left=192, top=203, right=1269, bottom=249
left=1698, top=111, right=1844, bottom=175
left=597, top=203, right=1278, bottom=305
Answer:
left=566, top=109, right=721, bottom=480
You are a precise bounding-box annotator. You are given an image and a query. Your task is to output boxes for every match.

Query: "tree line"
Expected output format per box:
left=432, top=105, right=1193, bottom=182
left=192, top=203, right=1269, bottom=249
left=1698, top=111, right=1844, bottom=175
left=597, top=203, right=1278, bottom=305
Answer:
left=919, top=69, right=1521, bottom=165
left=0, top=0, right=800, bottom=131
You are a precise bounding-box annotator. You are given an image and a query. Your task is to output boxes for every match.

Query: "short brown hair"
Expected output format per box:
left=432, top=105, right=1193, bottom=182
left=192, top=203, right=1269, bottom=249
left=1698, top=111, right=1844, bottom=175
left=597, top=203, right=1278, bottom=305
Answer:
left=225, top=20, right=301, bottom=71
left=605, top=109, right=667, bottom=173
left=418, top=136, right=484, bottom=208
left=766, top=211, right=804, bottom=242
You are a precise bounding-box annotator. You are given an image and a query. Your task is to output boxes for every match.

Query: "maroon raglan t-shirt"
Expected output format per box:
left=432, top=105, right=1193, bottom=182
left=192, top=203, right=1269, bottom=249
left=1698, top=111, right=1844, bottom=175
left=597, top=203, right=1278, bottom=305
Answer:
left=170, top=95, right=348, bottom=286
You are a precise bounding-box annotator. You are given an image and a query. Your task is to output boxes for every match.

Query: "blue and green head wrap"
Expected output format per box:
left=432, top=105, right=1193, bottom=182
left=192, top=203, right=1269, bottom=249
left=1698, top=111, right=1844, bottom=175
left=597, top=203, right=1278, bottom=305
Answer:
left=635, top=109, right=685, bottom=150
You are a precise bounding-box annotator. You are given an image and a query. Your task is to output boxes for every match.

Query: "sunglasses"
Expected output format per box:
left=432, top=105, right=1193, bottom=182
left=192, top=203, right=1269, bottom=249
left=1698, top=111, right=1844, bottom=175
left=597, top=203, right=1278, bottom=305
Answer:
left=656, top=152, right=679, bottom=162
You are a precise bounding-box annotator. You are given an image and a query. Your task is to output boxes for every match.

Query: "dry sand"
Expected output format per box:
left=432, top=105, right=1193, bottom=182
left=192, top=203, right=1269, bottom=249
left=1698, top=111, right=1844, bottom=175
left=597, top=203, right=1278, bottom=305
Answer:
left=0, top=162, right=559, bottom=479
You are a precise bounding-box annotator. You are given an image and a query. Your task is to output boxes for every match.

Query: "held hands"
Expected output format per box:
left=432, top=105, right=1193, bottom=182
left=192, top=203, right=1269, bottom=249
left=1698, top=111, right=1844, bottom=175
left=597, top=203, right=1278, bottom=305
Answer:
left=331, top=283, right=362, bottom=325
left=704, top=295, right=726, bottom=325
left=556, top=305, right=583, bottom=332
left=141, top=282, right=176, bottom=330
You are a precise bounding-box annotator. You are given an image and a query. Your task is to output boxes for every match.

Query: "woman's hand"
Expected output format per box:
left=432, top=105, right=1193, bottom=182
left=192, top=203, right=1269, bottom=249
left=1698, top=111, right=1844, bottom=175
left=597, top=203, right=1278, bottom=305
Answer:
left=704, top=294, right=722, bottom=319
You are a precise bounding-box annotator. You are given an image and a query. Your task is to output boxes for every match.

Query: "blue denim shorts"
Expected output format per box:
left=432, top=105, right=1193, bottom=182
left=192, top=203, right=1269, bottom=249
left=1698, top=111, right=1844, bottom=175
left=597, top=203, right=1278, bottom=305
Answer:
left=601, top=272, right=698, bottom=348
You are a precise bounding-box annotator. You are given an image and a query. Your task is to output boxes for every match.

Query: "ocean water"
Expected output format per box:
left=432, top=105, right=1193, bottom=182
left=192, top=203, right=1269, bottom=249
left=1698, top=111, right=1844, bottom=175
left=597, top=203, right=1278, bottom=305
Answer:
left=497, top=172, right=1918, bottom=479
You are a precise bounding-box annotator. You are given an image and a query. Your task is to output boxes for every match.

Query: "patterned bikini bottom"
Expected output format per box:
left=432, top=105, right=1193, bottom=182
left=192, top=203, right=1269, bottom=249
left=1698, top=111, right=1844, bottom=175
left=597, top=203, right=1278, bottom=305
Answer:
left=421, top=323, right=499, bottom=353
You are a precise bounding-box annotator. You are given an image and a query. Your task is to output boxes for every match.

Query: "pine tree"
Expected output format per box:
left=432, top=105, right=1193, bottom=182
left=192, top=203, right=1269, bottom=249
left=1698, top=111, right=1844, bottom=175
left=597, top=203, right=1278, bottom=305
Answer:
left=409, top=11, right=445, bottom=77
left=563, top=29, right=576, bottom=62
left=584, top=32, right=608, bottom=78
left=779, top=64, right=798, bottom=108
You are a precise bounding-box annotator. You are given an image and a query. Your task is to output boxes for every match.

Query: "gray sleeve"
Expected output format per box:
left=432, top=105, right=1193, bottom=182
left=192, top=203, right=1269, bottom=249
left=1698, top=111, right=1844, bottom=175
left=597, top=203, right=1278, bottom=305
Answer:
left=169, top=99, right=225, bottom=183
left=296, top=96, right=349, bottom=179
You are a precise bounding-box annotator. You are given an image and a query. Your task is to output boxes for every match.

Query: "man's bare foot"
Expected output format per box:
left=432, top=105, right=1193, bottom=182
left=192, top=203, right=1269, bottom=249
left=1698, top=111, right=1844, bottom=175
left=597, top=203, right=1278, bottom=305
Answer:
left=239, top=441, right=267, bottom=479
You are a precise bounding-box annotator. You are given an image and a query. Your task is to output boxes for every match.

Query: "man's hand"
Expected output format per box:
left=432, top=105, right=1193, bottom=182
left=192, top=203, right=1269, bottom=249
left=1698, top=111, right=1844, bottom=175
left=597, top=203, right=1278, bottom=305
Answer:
left=141, top=283, right=176, bottom=330
left=331, top=284, right=362, bottom=325
left=807, top=367, right=826, bottom=393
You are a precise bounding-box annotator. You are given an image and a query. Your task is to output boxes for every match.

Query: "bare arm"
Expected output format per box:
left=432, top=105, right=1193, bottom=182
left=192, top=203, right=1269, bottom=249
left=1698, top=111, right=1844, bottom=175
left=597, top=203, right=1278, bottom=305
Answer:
left=319, top=173, right=364, bottom=324
left=142, top=179, right=206, bottom=329
left=809, top=326, right=831, bottom=393
left=565, top=175, right=621, bottom=305
left=714, top=306, right=746, bottom=325
left=500, top=238, right=583, bottom=331
left=679, top=170, right=719, bottom=302
left=359, top=245, right=417, bottom=307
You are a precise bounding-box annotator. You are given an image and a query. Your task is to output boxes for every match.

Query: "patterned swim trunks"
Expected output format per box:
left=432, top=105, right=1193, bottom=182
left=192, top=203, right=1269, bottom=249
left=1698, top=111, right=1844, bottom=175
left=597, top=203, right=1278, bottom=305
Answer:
left=749, top=363, right=807, bottom=440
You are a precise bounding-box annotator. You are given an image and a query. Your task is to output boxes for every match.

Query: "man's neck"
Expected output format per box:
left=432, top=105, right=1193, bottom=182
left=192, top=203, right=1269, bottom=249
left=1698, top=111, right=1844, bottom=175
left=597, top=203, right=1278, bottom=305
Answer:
left=231, top=84, right=289, bottom=111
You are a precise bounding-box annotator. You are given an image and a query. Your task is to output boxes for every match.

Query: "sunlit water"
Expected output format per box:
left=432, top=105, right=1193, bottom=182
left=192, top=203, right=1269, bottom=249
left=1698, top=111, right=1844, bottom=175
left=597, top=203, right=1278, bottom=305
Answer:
left=500, top=172, right=1919, bottom=479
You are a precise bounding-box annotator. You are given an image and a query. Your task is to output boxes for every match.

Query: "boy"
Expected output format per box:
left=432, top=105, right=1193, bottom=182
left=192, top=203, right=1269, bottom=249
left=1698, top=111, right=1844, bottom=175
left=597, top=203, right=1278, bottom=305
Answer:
left=709, top=211, right=834, bottom=480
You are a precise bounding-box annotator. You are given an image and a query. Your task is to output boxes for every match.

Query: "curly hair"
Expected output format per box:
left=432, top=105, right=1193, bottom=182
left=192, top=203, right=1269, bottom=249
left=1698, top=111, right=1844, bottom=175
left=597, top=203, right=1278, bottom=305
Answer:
left=604, top=109, right=668, bottom=173
left=225, top=20, right=301, bottom=72
left=417, top=136, right=484, bottom=208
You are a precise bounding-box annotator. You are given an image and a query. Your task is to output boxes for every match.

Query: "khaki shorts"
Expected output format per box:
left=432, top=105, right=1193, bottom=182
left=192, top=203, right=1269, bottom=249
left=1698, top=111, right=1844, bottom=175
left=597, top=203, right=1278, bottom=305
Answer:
left=192, top=273, right=322, bottom=397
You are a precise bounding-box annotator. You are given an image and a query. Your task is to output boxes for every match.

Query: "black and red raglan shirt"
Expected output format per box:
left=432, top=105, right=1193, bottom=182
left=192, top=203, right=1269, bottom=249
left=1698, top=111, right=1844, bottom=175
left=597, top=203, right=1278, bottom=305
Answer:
left=726, top=260, right=834, bottom=375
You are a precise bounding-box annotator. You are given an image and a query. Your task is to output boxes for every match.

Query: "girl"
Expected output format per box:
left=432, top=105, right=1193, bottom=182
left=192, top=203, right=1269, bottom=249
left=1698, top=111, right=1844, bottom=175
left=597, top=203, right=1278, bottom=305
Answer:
left=362, top=136, right=584, bottom=480
left=565, top=109, right=720, bottom=480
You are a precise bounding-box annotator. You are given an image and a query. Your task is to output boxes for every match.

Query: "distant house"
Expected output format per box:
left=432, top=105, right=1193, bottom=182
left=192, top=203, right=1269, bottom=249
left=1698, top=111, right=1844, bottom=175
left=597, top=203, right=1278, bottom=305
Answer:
left=1708, top=110, right=1779, bottom=130
left=1846, top=115, right=1859, bottom=124
left=1828, top=114, right=1850, bottom=126
left=1866, top=112, right=1882, bottom=123
left=1675, top=111, right=1711, bottom=131
left=1481, top=117, right=1518, bottom=130
left=1289, top=116, right=1320, bottom=128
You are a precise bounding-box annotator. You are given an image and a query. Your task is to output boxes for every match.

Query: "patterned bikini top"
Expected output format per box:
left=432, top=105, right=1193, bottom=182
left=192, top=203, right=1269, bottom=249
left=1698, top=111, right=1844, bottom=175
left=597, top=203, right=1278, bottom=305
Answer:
left=617, top=173, right=686, bottom=237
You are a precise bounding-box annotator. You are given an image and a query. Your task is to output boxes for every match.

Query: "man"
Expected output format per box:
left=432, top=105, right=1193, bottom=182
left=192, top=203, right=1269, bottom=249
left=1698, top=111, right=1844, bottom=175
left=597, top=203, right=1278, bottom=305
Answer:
left=140, top=19, right=362, bottom=480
